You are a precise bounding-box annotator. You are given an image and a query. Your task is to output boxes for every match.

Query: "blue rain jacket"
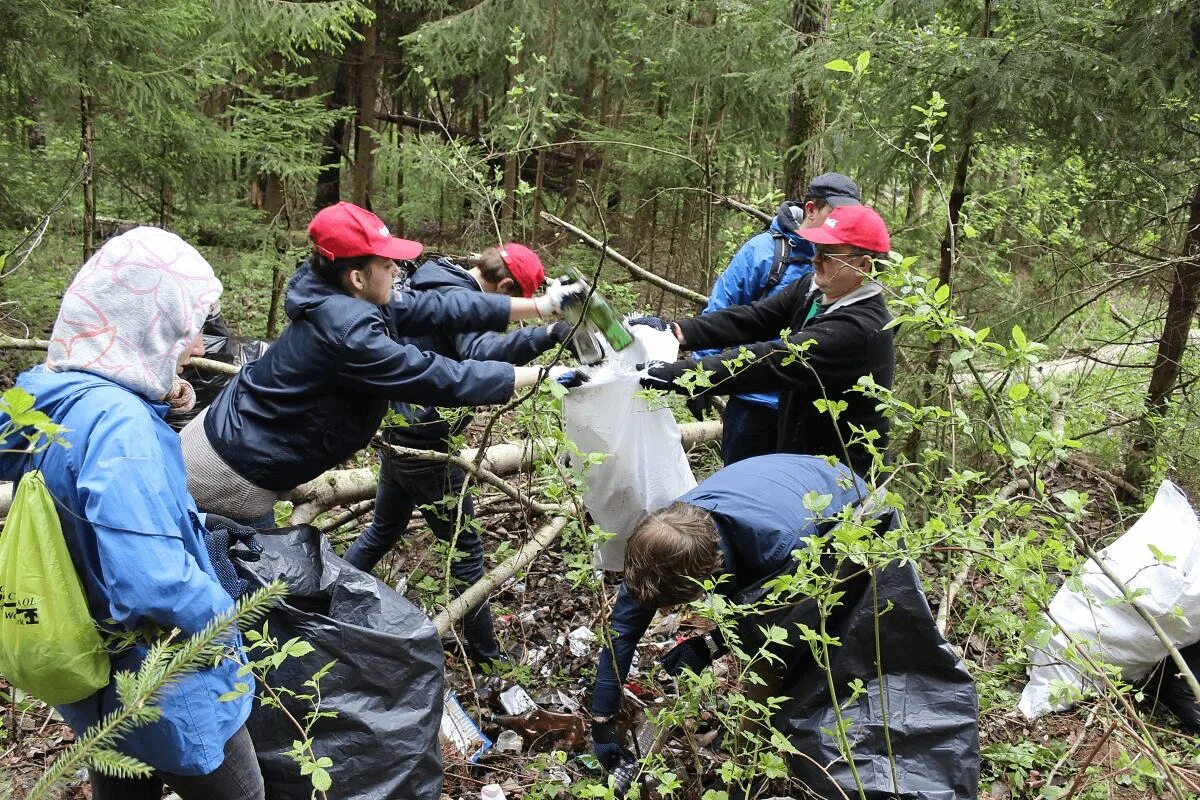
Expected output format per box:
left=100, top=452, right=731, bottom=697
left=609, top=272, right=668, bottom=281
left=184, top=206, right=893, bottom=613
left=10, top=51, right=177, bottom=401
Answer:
left=698, top=214, right=815, bottom=410
left=204, top=259, right=519, bottom=491
left=0, top=367, right=250, bottom=775
left=591, top=454, right=867, bottom=716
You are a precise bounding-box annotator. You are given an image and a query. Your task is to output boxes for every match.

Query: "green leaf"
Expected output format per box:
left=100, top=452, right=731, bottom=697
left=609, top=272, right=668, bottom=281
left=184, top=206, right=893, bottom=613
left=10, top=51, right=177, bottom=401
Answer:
left=855, top=50, right=871, bottom=73
left=1008, top=383, right=1030, bottom=402
left=825, top=59, right=854, bottom=73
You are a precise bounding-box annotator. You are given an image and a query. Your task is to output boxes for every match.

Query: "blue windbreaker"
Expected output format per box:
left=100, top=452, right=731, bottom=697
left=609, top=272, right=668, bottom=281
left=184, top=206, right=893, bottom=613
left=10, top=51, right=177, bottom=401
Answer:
left=0, top=367, right=249, bottom=775
left=699, top=210, right=815, bottom=410
left=591, top=454, right=867, bottom=716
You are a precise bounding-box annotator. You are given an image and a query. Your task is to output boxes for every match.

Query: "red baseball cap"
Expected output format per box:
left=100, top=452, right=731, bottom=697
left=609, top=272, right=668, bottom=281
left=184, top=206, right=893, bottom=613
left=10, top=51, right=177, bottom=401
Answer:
left=499, top=243, right=545, bottom=298
left=307, top=202, right=424, bottom=261
left=800, top=205, right=891, bottom=253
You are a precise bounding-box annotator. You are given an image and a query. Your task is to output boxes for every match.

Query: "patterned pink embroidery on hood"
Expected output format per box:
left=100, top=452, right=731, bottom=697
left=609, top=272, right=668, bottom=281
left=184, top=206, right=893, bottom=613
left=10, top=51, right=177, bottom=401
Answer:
left=47, top=227, right=222, bottom=401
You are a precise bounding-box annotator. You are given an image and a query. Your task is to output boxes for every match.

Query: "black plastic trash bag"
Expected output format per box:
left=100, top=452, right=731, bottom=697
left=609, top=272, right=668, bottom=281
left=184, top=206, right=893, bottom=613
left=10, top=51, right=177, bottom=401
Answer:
left=167, top=311, right=268, bottom=431
left=733, top=547, right=979, bottom=800
left=237, top=525, right=445, bottom=800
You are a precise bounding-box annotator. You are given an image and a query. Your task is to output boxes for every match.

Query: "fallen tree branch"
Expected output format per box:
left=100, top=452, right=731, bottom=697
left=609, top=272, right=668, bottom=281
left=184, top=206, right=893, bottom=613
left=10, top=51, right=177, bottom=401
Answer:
left=317, top=499, right=375, bottom=533
left=0, top=335, right=238, bottom=375
left=539, top=211, right=708, bottom=306
left=718, top=196, right=772, bottom=225
left=432, top=516, right=569, bottom=635
left=375, top=440, right=561, bottom=516
left=284, top=422, right=722, bottom=524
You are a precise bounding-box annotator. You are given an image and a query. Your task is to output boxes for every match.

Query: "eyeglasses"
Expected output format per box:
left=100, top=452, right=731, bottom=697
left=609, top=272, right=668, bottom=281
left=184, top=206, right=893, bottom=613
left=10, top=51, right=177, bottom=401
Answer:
left=812, top=249, right=867, bottom=264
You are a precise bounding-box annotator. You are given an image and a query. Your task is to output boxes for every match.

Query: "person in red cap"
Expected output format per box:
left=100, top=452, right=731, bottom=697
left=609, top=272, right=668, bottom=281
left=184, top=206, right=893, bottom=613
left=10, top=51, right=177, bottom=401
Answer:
left=181, top=202, right=583, bottom=525
left=631, top=204, right=894, bottom=477
left=342, top=241, right=574, bottom=668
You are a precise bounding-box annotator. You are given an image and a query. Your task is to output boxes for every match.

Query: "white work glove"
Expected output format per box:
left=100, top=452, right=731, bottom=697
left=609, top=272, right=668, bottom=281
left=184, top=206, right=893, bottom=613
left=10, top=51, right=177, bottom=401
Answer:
left=534, top=278, right=585, bottom=317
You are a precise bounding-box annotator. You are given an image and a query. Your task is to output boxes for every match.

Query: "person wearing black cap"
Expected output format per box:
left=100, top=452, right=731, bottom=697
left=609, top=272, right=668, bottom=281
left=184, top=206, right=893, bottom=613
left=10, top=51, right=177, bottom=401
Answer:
left=693, top=172, right=861, bottom=464
left=632, top=204, right=894, bottom=479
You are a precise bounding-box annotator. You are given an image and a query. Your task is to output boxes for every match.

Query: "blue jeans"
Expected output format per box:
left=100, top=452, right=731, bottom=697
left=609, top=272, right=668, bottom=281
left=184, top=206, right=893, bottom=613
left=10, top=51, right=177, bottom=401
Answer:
left=721, top=396, right=779, bottom=465
left=91, top=725, right=263, bottom=800
left=343, top=456, right=501, bottom=664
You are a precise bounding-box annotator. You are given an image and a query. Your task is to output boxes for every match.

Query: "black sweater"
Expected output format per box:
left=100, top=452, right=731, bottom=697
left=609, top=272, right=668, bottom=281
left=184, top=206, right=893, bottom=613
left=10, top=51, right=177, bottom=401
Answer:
left=674, top=275, right=894, bottom=474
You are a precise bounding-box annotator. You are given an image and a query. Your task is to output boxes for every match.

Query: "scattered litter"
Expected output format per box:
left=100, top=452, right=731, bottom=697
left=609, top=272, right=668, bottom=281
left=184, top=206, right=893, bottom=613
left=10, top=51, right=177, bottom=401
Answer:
left=480, top=783, right=507, bottom=800
left=568, top=625, right=597, bottom=657
left=440, top=690, right=491, bottom=762
left=647, top=612, right=681, bottom=638
left=493, top=730, right=524, bottom=754
left=500, top=684, right=538, bottom=716
left=556, top=690, right=581, bottom=712
left=494, top=708, right=588, bottom=752
left=525, top=646, right=548, bottom=666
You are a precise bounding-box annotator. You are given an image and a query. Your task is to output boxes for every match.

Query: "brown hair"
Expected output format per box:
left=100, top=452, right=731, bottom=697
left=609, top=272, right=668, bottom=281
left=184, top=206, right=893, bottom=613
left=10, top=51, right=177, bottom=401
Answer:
left=623, top=502, right=724, bottom=607
left=465, top=247, right=521, bottom=297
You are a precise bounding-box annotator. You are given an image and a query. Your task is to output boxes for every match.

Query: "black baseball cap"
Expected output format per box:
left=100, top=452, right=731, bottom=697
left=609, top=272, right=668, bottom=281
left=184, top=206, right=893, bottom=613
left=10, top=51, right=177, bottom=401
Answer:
left=805, top=172, right=862, bottom=208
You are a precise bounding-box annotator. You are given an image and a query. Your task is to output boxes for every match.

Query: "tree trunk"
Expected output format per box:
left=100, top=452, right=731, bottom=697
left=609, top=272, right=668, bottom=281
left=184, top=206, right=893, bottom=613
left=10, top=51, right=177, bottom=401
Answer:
left=351, top=6, right=381, bottom=209
left=1123, top=181, right=1200, bottom=490
left=80, top=89, right=96, bottom=260
left=314, top=45, right=357, bottom=210
left=781, top=0, right=831, bottom=199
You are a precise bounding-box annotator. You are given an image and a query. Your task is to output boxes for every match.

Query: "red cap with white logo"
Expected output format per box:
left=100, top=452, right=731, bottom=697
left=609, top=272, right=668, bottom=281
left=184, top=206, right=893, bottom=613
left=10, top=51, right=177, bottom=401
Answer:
left=307, top=202, right=424, bottom=261
left=800, top=205, right=891, bottom=253
left=499, top=243, right=545, bottom=298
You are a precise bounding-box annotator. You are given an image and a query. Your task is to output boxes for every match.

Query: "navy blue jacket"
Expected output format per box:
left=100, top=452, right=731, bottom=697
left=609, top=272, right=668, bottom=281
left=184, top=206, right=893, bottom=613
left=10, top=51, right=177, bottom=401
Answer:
left=383, top=258, right=557, bottom=451
left=204, top=260, right=518, bottom=491
left=591, top=454, right=869, bottom=716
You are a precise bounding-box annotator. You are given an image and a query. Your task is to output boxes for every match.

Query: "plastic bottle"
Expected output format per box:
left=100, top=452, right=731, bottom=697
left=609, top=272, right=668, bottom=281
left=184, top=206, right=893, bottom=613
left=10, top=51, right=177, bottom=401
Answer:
left=562, top=267, right=634, bottom=353
left=480, top=783, right=507, bottom=800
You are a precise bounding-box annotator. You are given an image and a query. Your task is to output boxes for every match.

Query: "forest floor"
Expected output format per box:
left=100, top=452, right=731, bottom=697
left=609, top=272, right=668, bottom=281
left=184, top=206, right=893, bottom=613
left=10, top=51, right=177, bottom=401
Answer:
left=7, top=449, right=1200, bottom=800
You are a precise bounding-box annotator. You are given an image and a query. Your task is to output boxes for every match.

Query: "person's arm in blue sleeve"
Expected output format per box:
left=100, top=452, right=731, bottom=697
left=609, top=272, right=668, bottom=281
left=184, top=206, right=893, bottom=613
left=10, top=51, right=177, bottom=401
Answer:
left=592, top=584, right=655, bottom=717
left=386, top=287, right=511, bottom=336
left=387, top=285, right=563, bottom=336
left=454, top=324, right=556, bottom=365
left=78, top=440, right=233, bottom=635
left=341, top=311, right=517, bottom=405
left=695, top=240, right=763, bottom=358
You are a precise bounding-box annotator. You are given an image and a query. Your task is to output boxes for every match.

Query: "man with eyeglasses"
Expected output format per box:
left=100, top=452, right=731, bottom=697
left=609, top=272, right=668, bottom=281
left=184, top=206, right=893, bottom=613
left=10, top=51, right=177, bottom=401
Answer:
left=631, top=205, right=894, bottom=477
left=695, top=173, right=862, bottom=465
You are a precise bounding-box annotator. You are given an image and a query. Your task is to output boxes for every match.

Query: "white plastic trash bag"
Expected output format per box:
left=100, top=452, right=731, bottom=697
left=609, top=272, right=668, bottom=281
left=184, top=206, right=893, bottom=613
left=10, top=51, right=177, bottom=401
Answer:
left=563, top=325, right=697, bottom=571
left=1019, top=480, right=1200, bottom=719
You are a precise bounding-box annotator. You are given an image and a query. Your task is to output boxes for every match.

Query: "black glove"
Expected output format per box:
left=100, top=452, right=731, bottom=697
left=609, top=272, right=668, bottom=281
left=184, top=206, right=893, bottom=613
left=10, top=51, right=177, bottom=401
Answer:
left=660, top=631, right=727, bottom=677
left=592, top=719, right=637, bottom=773
left=627, top=316, right=669, bottom=331
left=546, top=365, right=591, bottom=389
left=547, top=320, right=573, bottom=344
left=636, top=360, right=688, bottom=392
left=557, top=369, right=591, bottom=389
left=685, top=394, right=715, bottom=421
left=203, top=514, right=264, bottom=600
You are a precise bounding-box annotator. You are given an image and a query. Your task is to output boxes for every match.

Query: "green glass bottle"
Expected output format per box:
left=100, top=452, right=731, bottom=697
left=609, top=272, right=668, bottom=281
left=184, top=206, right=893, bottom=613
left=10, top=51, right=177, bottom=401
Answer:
left=563, top=267, right=634, bottom=352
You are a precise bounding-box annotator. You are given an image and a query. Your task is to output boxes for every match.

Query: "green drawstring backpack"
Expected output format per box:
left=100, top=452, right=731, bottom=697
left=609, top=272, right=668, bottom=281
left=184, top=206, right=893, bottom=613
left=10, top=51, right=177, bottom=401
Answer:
left=0, top=470, right=109, bottom=704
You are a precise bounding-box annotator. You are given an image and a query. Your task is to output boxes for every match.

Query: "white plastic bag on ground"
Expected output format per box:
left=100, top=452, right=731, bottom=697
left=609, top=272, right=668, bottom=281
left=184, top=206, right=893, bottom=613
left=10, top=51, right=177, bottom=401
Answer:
left=563, top=325, right=697, bottom=571
left=1019, top=480, right=1200, bottom=719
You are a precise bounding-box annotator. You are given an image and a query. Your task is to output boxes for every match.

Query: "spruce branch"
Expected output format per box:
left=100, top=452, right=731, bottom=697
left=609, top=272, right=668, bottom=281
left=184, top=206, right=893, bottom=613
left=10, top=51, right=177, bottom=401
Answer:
left=28, top=582, right=285, bottom=800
